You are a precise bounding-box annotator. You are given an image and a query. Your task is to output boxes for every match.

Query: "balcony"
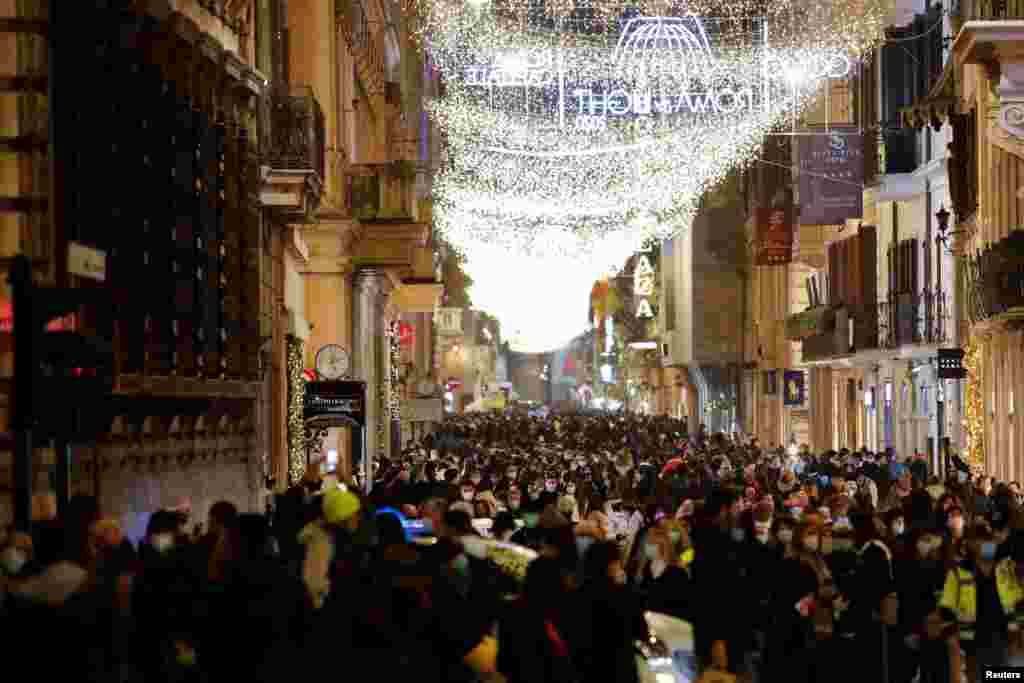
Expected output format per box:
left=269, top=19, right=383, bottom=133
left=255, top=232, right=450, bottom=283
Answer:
left=797, top=305, right=879, bottom=364
left=877, top=291, right=951, bottom=351
left=951, top=0, right=1024, bottom=26
left=963, top=231, right=1024, bottom=327
left=336, top=0, right=385, bottom=98
left=259, top=85, right=326, bottom=220
left=346, top=163, right=421, bottom=222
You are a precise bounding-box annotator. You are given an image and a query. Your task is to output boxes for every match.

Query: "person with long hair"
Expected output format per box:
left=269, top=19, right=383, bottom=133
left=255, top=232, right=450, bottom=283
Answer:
left=497, top=556, right=580, bottom=683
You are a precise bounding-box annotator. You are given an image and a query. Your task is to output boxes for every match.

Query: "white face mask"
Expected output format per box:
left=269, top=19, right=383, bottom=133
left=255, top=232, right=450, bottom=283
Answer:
left=462, top=536, right=489, bottom=560
left=803, top=535, right=819, bottom=552
left=151, top=533, right=174, bottom=553
left=892, top=521, right=905, bottom=536
left=461, top=491, right=475, bottom=501
left=777, top=529, right=794, bottom=545
left=0, top=546, right=27, bottom=575
left=612, top=571, right=628, bottom=586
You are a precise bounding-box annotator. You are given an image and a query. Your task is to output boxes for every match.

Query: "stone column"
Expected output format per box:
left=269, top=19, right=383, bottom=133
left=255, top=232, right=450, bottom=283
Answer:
left=352, top=269, right=391, bottom=494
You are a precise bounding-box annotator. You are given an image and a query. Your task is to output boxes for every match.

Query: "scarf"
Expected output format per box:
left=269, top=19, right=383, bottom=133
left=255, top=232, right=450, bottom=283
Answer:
left=545, top=619, right=570, bottom=658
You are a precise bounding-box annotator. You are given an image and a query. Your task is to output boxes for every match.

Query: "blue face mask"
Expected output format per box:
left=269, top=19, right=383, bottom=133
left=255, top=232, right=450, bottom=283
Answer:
left=793, top=462, right=805, bottom=475
left=576, top=536, right=595, bottom=557
left=981, top=542, right=998, bottom=561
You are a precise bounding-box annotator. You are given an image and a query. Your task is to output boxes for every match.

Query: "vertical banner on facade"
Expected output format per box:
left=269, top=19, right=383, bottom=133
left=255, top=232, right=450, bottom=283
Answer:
left=764, top=370, right=777, bottom=395
left=783, top=370, right=806, bottom=406
left=798, top=128, right=864, bottom=226
left=754, top=207, right=794, bottom=265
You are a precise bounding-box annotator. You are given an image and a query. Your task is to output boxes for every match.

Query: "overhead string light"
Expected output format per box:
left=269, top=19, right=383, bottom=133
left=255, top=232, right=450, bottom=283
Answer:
left=407, top=0, right=890, bottom=352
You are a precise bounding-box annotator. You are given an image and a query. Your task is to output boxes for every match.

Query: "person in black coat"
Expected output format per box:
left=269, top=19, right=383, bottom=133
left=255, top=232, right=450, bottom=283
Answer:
left=568, top=540, right=647, bottom=683
left=635, top=524, right=692, bottom=621
left=498, top=556, right=580, bottom=683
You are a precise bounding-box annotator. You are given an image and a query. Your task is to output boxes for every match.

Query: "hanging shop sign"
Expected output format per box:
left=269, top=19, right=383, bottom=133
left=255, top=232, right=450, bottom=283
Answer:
left=937, top=348, right=967, bottom=380
left=754, top=207, right=794, bottom=265
left=798, top=128, right=864, bottom=226
left=783, top=370, right=806, bottom=407
left=634, top=253, right=656, bottom=319
left=305, top=381, right=367, bottom=426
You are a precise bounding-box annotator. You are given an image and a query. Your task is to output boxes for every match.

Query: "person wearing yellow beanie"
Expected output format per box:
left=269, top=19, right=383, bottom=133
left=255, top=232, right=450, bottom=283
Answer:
left=299, top=489, right=362, bottom=609
left=323, top=488, right=361, bottom=529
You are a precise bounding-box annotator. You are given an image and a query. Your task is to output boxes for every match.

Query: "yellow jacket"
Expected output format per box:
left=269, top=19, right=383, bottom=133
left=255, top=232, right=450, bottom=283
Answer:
left=939, top=560, right=1024, bottom=640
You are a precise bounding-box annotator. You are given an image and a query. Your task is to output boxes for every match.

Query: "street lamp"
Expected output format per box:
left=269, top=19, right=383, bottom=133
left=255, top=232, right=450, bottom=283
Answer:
left=935, top=204, right=967, bottom=254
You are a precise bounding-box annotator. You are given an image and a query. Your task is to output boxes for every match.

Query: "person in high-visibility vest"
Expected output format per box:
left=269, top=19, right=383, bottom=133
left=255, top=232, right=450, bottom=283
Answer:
left=938, top=526, right=1023, bottom=682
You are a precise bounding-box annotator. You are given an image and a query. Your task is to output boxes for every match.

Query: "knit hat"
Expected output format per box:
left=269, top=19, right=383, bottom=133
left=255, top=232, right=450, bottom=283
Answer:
left=323, top=488, right=361, bottom=525
left=476, top=490, right=498, bottom=508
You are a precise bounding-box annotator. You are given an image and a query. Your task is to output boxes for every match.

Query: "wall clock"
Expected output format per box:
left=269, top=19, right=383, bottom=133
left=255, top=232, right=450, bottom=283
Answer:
left=315, top=344, right=350, bottom=380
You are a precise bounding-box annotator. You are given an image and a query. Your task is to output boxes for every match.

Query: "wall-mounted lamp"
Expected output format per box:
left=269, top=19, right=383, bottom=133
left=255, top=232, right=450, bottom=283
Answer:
left=935, top=204, right=966, bottom=254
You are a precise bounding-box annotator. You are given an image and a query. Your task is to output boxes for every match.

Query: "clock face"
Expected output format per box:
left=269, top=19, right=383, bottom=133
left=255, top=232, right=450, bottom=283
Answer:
left=316, top=345, right=350, bottom=380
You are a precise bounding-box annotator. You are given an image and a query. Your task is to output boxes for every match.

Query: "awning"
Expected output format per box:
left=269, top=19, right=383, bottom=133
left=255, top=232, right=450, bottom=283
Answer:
left=900, top=59, right=962, bottom=130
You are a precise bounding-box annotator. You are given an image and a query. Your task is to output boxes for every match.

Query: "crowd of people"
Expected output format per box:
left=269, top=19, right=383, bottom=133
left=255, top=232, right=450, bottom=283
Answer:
left=1, top=408, right=1021, bottom=683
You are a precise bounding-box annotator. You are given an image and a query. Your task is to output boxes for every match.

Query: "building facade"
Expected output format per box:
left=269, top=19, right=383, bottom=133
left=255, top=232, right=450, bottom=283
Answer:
left=768, top=4, right=963, bottom=466
left=0, top=0, right=446, bottom=530
left=0, top=0, right=280, bottom=535
left=287, top=0, right=444, bottom=483
left=910, top=0, right=1024, bottom=476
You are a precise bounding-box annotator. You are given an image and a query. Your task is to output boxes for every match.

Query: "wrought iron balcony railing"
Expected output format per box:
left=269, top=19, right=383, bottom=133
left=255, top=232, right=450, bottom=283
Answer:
left=951, top=0, right=1024, bottom=21
left=336, top=0, right=385, bottom=93
left=962, top=232, right=1024, bottom=325
left=196, top=0, right=245, bottom=36
left=877, top=290, right=950, bottom=349
left=265, top=85, right=325, bottom=187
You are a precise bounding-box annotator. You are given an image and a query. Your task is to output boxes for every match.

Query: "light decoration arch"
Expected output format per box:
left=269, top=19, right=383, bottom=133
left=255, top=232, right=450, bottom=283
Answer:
left=408, top=0, right=887, bottom=352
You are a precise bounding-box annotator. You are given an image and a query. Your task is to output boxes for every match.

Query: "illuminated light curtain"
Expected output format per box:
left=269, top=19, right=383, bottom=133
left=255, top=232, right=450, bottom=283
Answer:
left=410, top=0, right=887, bottom=352
left=286, top=336, right=306, bottom=485
left=963, top=334, right=984, bottom=467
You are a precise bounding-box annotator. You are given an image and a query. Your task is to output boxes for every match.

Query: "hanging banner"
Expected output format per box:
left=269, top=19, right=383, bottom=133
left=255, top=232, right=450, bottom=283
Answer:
left=798, top=128, right=864, bottom=226
left=783, top=370, right=806, bottom=407
left=398, top=322, right=415, bottom=347
left=754, top=207, right=794, bottom=265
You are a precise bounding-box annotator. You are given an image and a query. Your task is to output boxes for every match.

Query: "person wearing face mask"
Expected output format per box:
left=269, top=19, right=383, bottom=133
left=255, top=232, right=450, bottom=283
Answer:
left=635, top=525, right=692, bottom=621
left=939, top=526, right=1022, bottom=682
left=459, top=481, right=477, bottom=504
left=761, top=520, right=825, bottom=683
left=689, top=488, right=755, bottom=677
left=885, top=509, right=908, bottom=558
left=897, top=530, right=949, bottom=670
left=505, top=488, right=524, bottom=517
left=540, top=477, right=561, bottom=507
left=944, top=506, right=969, bottom=565
left=510, top=499, right=546, bottom=551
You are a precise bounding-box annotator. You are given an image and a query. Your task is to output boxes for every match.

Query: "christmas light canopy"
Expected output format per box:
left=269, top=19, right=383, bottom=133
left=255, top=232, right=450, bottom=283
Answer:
left=411, top=0, right=889, bottom=352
